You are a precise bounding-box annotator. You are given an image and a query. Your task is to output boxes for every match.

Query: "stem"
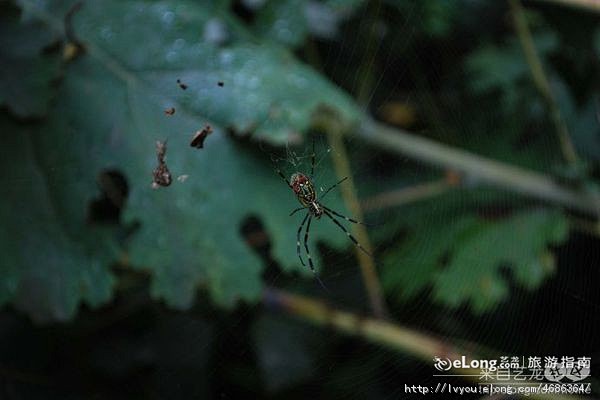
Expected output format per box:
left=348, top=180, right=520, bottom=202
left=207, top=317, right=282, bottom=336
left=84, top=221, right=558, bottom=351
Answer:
left=323, top=0, right=387, bottom=319
left=533, top=0, right=600, bottom=13
left=263, top=288, right=581, bottom=400
left=509, top=0, right=579, bottom=165
left=361, top=179, right=451, bottom=212
left=264, top=287, right=471, bottom=363
left=303, top=32, right=387, bottom=317
left=354, top=117, right=600, bottom=217
left=323, top=117, right=388, bottom=318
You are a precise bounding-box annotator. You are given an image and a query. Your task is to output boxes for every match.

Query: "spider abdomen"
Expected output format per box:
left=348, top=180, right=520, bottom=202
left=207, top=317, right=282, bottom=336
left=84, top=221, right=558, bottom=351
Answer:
left=290, top=172, right=316, bottom=206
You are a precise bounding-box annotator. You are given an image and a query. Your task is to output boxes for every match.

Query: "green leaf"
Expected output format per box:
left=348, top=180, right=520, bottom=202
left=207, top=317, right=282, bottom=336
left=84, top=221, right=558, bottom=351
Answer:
left=382, top=207, right=568, bottom=313
left=554, top=79, right=600, bottom=163
left=433, top=209, right=567, bottom=312
left=0, top=118, right=117, bottom=323
left=465, top=31, right=558, bottom=113
left=252, top=0, right=365, bottom=47
left=254, top=0, right=307, bottom=48
left=2, top=0, right=360, bottom=320
left=382, top=214, right=479, bottom=300
left=19, top=0, right=359, bottom=145
left=0, top=2, right=62, bottom=118
left=385, top=0, right=459, bottom=38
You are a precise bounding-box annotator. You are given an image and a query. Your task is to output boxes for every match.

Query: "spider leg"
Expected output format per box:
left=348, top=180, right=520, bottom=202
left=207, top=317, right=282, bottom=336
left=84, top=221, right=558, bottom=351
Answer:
left=289, top=207, right=305, bottom=216
left=303, top=215, right=314, bottom=272
left=323, top=209, right=373, bottom=257
left=303, top=215, right=330, bottom=291
left=322, top=205, right=369, bottom=226
left=310, top=136, right=315, bottom=177
left=319, top=177, right=348, bottom=200
left=296, top=212, right=310, bottom=267
left=276, top=168, right=292, bottom=188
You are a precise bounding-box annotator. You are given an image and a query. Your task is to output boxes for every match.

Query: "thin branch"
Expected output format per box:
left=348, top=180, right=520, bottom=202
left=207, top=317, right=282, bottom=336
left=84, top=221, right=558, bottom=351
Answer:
left=361, top=179, right=451, bottom=212
left=323, top=117, right=388, bottom=318
left=263, top=288, right=582, bottom=400
left=263, top=287, right=473, bottom=364
left=304, top=8, right=388, bottom=317
left=354, top=117, right=600, bottom=217
left=509, top=0, right=579, bottom=165
left=533, top=0, right=600, bottom=13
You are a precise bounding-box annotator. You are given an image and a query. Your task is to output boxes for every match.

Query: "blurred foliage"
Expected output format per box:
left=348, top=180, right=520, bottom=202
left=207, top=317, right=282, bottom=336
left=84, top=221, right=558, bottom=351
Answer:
left=373, top=4, right=597, bottom=313
left=382, top=206, right=568, bottom=313
left=464, top=14, right=600, bottom=165
left=250, top=0, right=363, bottom=47
left=465, top=30, right=558, bottom=114
left=385, top=0, right=460, bottom=38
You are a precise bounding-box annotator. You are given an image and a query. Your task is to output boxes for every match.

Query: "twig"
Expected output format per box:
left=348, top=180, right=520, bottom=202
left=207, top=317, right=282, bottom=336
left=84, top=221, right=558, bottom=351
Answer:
left=263, top=288, right=582, bottom=400
left=264, top=287, right=470, bottom=363
left=304, top=10, right=388, bottom=317
left=533, top=0, right=600, bottom=13
left=361, top=179, right=451, bottom=212
left=354, top=117, right=600, bottom=217
left=323, top=117, right=388, bottom=318
left=509, top=0, right=579, bottom=165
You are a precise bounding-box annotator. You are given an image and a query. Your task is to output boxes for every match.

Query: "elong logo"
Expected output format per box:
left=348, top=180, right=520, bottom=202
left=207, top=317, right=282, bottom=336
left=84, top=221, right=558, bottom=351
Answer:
left=433, top=356, right=498, bottom=372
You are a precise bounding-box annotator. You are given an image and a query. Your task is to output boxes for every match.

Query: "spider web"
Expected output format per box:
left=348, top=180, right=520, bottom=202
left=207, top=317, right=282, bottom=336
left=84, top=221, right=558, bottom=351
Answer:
left=241, top=1, right=600, bottom=397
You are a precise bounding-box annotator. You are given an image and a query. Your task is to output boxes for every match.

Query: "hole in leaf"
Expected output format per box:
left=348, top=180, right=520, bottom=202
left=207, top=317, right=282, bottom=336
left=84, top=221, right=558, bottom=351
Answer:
left=230, top=0, right=258, bottom=25
left=240, top=215, right=285, bottom=284
left=88, top=169, right=129, bottom=224
left=240, top=215, right=270, bottom=255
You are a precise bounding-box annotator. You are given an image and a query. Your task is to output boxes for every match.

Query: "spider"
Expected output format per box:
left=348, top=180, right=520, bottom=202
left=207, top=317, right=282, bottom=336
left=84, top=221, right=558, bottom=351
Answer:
left=276, top=142, right=372, bottom=286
